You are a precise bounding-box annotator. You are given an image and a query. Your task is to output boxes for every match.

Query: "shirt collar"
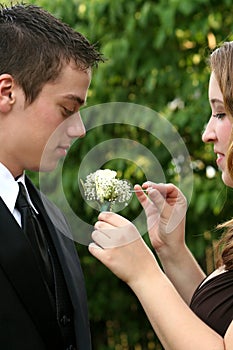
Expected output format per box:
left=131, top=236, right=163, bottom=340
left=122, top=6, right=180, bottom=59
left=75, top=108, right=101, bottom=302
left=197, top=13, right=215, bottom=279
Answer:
left=0, top=163, right=20, bottom=214
left=0, top=163, right=37, bottom=213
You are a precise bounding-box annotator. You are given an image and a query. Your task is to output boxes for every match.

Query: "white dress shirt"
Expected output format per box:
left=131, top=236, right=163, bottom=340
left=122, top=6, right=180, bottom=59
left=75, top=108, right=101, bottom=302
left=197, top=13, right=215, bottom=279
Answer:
left=0, top=162, right=37, bottom=226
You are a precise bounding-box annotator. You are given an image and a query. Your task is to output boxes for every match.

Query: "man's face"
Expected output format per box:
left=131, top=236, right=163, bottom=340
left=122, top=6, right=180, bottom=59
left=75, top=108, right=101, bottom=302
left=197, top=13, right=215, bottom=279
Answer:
left=4, top=63, right=91, bottom=176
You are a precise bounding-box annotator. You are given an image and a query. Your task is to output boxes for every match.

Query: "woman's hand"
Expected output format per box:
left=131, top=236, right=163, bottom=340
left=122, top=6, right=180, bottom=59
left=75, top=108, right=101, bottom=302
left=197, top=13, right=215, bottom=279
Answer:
left=135, top=182, right=187, bottom=254
left=89, top=211, right=223, bottom=350
left=89, top=211, right=157, bottom=286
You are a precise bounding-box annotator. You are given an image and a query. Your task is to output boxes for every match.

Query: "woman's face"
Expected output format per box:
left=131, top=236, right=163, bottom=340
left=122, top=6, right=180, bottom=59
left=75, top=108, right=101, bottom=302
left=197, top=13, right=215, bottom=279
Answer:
left=202, top=72, right=233, bottom=187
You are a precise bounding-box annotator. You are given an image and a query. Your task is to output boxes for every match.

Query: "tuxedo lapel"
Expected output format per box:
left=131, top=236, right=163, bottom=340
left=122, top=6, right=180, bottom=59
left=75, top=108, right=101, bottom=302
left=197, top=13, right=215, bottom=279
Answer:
left=26, top=177, right=92, bottom=349
left=0, top=197, right=62, bottom=348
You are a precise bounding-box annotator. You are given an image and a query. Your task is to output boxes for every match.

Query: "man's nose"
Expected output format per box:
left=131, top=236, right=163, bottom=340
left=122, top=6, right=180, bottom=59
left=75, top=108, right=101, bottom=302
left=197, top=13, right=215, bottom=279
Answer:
left=67, top=112, right=86, bottom=138
left=202, top=117, right=216, bottom=143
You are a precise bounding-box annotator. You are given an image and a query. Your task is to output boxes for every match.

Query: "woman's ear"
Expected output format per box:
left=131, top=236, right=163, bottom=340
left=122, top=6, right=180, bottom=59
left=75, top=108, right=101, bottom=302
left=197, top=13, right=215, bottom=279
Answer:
left=0, top=74, right=16, bottom=113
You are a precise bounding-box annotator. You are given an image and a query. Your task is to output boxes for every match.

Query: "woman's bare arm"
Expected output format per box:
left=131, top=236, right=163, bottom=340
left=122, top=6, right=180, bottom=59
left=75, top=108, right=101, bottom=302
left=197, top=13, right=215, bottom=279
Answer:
left=89, top=212, right=225, bottom=350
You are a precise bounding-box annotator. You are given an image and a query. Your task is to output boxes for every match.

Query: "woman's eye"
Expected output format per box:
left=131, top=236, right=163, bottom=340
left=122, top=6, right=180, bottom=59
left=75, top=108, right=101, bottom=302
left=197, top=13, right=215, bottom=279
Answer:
left=212, top=113, right=226, bottom=119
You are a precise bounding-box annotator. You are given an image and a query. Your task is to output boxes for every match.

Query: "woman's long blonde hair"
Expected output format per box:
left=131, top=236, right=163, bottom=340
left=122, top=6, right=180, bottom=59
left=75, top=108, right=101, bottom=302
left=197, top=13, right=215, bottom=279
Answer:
left=210, top=42, right=233, bottom=270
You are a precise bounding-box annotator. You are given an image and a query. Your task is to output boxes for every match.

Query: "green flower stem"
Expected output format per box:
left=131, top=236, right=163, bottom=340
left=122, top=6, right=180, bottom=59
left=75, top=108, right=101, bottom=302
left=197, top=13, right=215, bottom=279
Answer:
left=100, top=201, right=112, bottom=212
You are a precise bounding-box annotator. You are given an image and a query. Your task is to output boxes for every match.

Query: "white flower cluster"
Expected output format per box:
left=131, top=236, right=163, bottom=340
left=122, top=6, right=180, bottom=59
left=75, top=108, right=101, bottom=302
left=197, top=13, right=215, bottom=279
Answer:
left=81, top=169, right=132, bottom=206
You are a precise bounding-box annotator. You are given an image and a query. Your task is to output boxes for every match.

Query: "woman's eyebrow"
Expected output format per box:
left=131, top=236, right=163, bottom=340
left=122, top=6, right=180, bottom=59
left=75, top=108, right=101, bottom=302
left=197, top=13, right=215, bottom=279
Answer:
left=210, top=98, right=224, bottom=106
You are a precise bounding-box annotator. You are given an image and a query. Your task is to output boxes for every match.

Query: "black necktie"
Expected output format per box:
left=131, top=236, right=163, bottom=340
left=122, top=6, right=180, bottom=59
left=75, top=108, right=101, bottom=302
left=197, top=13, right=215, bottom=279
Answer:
left=15, top=183, right=77, bottom=348
left=15, top=182, right=53, bottom=290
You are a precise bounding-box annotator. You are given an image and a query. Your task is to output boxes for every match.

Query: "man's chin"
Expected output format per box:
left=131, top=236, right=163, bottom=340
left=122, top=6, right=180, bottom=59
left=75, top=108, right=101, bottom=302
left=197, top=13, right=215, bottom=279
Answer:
left=38, top=161, right=59, bottom=173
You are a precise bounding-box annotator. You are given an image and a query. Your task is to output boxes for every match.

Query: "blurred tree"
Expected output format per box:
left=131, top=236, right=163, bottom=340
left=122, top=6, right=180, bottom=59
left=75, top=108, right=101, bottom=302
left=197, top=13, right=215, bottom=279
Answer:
left=8, top=0, right=233, bottom=348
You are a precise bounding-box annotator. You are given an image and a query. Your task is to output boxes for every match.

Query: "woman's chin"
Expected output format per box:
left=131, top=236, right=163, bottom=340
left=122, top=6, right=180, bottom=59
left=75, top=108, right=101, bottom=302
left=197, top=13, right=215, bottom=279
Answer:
left=222, top=172, right=233, bottom=188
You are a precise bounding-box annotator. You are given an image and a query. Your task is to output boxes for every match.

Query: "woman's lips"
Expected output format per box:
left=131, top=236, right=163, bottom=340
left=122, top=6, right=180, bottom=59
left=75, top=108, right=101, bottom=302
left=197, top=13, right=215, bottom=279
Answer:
left=216, top=152, right=225, bottom=167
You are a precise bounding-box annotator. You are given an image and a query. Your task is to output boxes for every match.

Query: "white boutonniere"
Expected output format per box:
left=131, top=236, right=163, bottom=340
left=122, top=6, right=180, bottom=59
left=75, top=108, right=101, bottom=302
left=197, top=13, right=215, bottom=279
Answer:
left=81, top=169, right=133, bottom=211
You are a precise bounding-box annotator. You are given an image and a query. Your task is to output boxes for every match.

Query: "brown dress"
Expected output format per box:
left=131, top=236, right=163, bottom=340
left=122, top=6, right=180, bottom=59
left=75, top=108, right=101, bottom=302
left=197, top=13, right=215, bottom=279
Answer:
left=190, top=270, right=233, bottom=336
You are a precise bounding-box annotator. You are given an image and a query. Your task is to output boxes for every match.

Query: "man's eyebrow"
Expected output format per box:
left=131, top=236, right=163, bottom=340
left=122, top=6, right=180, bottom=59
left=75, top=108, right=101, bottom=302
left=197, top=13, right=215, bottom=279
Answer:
left=64, top=94, right=86, bottom=105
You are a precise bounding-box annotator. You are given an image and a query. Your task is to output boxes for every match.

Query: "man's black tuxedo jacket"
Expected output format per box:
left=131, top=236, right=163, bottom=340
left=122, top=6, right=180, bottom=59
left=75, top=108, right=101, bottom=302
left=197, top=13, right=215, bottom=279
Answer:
left=0, top=176, right=91, bottom=350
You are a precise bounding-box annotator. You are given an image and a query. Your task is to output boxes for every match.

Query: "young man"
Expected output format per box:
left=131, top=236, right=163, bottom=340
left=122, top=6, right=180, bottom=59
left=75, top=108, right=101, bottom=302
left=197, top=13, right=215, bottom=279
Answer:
left=0, top=3, right=103, bottom=349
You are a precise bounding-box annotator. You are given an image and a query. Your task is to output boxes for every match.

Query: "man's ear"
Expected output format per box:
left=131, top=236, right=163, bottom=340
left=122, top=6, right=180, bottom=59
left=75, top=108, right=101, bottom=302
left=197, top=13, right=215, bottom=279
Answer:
left=0, top=74, right=16, bottom=113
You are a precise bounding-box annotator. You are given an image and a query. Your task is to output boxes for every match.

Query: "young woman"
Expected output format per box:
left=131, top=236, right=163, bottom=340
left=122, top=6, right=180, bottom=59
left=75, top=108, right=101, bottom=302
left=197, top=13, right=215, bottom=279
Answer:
left=89, top=42, right=233, bottom=350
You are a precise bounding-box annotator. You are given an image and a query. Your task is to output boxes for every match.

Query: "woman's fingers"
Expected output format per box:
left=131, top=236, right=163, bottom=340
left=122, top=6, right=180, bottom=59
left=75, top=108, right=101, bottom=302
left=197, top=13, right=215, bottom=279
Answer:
left=92, top=213, right=141, bottom=248
left=136, top=182, right=187, bottom=234
left=145, top=183, right=187, bottom=233
left=98, top=211, right=132, bottom=227
left=134, top=184, right=154, bottom=211
left=135, top=184, right=166, bottom=215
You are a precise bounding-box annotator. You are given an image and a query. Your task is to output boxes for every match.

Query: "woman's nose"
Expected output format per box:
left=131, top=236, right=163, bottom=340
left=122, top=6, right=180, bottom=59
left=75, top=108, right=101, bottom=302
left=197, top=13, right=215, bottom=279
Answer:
left=202, top=117, right=216, bottom=143
left=67, top=112, right=86, bottom=138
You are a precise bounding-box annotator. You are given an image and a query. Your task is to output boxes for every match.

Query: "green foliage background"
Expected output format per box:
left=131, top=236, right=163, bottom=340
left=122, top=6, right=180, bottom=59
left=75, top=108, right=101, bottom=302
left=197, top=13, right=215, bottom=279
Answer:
left=8, top=0, right=233, bottom=348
